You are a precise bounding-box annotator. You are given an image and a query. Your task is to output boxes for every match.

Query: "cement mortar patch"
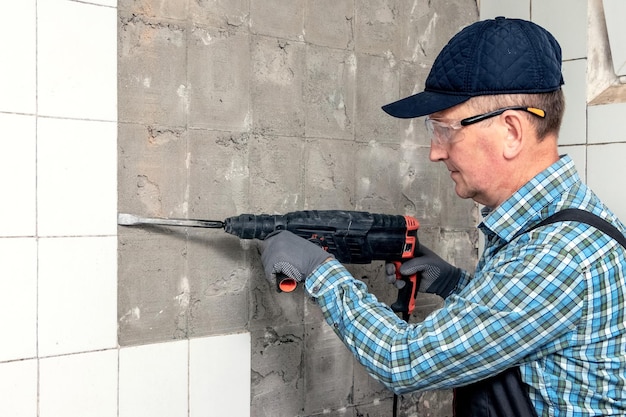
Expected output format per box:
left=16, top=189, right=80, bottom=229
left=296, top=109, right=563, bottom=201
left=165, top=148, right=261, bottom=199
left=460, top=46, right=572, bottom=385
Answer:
left=118, top=228, right=189, bottom=345
left=118, top=13, right=188, bottom=126
left=355, top=53, right=400, bottom=143
left=304, top=46, right=356, bottom=140
left=305, top=0, right=354, bottom=49
left=118, top=0, right=188, bottom=21
left=304, top=322, right=354, bottom=413
left=251, top=324, right=305, bottom=417
left=354, top=397, right=395, bottom=417
left=249, top=274, right=305, bottom=330
left=189, top=0, right=250, bottom=29
left=187, top=129, right=250, bottom=220
left=355, top=0, right=400, bottom=56
left=250, top=0, right=305, bottom=41
left=304, top=139, right=356, bottom=210
left=397, top=0, right=434, bottom=63
left=188, top=27, right=251, bottom=131
left=248, top=134, right=305, bottom=213
left=118, top=123, right=189, bottom=218
left=185, top=230, right=250, bottom=336
left=251, top=36, right=306, bottom=137
left=413, top=0, right=478, bottom=61
left=354, top=142, right=406, bottom=213
left=353, top=363, right=395, bottom=411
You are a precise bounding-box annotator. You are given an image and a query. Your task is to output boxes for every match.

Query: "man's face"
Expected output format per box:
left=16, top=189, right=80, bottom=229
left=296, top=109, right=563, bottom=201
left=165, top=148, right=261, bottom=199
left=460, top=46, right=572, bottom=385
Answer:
left=426, top=103, right=505, bottom=208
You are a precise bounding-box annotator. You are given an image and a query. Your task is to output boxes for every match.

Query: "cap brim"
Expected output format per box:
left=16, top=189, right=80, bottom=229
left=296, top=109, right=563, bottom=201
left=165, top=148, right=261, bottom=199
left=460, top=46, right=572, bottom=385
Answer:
left=381, top=91, right=471, bottom=119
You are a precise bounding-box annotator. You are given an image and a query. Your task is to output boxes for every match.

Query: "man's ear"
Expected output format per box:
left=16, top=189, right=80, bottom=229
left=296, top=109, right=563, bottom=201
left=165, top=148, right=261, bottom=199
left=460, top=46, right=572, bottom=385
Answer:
left=502, top=111, right=524, bottom=160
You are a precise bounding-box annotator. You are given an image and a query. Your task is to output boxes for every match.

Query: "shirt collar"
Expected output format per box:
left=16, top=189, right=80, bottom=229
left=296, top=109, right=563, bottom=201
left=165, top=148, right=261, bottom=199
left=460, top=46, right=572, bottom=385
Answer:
left=479, top=155, right=580, bottom=242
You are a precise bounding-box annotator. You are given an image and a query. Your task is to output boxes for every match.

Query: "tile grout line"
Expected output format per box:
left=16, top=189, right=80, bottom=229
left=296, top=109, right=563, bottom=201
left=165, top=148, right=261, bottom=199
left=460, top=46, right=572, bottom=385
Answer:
left=34, top=0, right=40, bottom=415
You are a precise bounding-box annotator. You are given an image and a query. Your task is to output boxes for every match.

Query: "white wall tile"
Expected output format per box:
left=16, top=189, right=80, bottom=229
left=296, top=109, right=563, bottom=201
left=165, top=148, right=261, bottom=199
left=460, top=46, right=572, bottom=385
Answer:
left=40, top=350, right=118, bottom=417
left=189, top=333, right=251, bottom=417
left=479, top=0, right=530, bottom=20
left=587, top=143, right=626, bottom=221
left=37, top=118, right=117, bottom=237
left=0, top=238, right=37, bottom=362
left=588, top=102, right=626, bottom=144
left=532, top=0, right=587, bottom=61
left=0, top=359, right=38, bottom=417
left=0, top=0, right=119, bottom=415
left=0, top=114, right=36, bottom=237
left=560, top=59, right=587, bottom=146
left=119, top=340, right=189, bottom=417
left=37, top=0, right=116, bottom=121
left=38, top=236, right=117, bottom=356
left=0, top=0, right=36, bottom=114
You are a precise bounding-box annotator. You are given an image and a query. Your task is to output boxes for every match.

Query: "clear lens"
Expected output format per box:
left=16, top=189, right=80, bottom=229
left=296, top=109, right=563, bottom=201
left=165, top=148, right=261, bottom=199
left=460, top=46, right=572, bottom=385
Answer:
left=425, top=117, right=462, bottom=145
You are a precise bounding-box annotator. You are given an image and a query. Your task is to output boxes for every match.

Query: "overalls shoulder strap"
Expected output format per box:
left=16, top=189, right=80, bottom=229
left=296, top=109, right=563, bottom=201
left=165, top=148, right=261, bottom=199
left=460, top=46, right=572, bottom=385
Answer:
left=516, top=208, right=626, bottom=249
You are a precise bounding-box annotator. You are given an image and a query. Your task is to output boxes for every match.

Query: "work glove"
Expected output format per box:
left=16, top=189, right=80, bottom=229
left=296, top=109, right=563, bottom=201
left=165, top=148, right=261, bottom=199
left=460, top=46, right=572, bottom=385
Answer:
left=385, top=244, right=462, bottom=299
left=260, top=231, right=333, bottom=286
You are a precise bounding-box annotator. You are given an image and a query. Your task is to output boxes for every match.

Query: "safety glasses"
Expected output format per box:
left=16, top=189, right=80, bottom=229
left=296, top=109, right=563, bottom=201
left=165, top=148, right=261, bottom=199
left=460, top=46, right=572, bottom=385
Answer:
left=425, top=106, right=546, bottom=145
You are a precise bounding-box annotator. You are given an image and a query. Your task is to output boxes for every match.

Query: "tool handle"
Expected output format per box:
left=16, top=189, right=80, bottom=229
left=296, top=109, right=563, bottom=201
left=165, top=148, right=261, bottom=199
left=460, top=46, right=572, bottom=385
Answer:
left=273, top=235, right=329, bottom=293
left=276, top=274, right=298, bottom=293
left=390, top=261, right=420, bottom=319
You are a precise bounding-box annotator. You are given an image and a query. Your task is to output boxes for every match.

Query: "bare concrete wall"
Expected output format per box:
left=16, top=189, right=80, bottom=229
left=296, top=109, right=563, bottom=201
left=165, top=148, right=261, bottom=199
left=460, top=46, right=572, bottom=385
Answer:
left=117, top=1, right=478, bottom=416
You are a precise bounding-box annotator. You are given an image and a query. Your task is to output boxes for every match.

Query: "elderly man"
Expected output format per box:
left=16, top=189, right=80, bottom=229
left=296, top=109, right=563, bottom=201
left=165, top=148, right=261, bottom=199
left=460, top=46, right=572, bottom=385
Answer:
left=260, top=17, right=626, bottom=416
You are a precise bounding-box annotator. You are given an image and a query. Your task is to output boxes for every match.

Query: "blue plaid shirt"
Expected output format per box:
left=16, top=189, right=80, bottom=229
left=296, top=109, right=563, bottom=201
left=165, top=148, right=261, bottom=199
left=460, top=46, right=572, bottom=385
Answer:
left=306, top=156, right=626, bottom=416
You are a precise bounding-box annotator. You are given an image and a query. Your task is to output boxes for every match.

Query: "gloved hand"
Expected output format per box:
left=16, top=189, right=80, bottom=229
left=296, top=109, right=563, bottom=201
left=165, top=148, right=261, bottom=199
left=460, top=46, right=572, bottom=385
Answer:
left=385, top=244, right=462, bottom=298
left=260, top=230, right=333, bottom=286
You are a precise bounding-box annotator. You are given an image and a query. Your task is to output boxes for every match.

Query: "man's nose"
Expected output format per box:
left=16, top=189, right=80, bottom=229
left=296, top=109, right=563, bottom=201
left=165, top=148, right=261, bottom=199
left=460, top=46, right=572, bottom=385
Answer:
left=429, top=140, right=448, bottom=162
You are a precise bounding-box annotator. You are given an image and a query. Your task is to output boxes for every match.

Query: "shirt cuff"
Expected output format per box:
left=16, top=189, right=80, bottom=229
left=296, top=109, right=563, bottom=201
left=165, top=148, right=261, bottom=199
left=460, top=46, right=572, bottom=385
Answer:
left=305, top=258, right=352, bottom=298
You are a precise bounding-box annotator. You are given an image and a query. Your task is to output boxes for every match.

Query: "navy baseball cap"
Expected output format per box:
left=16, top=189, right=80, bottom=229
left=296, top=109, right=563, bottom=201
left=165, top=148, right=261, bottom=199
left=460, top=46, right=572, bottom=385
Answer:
left=382, top=17, right=564, bottom=119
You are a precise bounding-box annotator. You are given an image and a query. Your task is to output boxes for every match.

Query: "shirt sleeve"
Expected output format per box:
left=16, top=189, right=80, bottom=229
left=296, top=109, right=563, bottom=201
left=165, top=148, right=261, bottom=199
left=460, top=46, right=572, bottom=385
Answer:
left=305, top=244, right=585, bottom=394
